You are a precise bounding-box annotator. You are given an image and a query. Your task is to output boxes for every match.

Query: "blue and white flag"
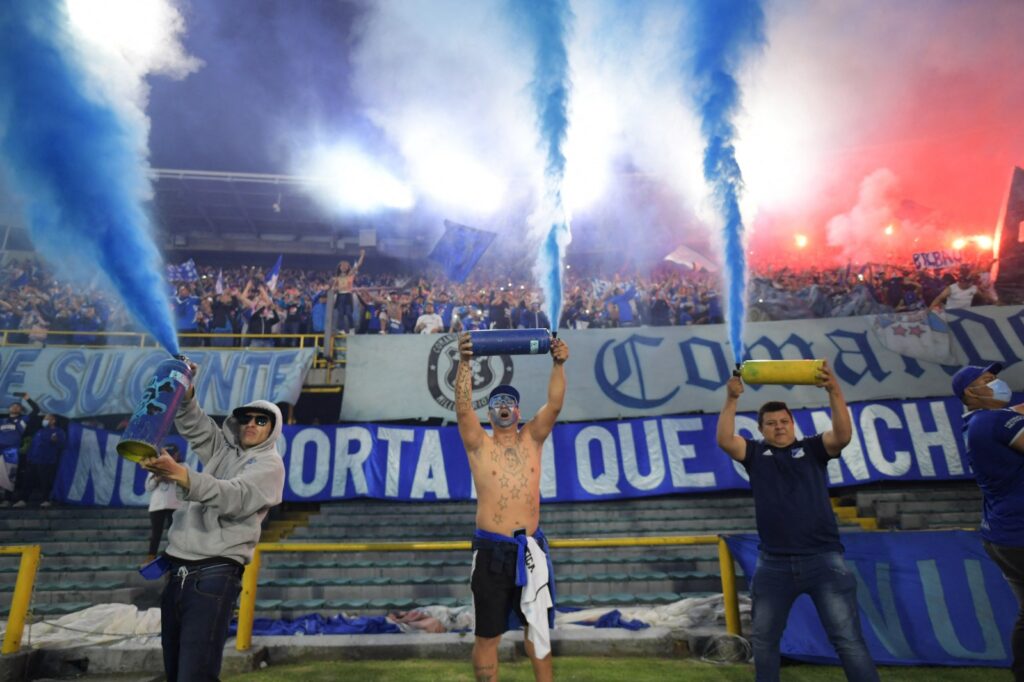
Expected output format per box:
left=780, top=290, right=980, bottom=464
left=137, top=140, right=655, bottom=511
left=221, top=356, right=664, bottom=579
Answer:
left=165, top=259, right=199, bottom=283
left=265, top=255, right=282, bottom=292
left=428, top=220, right=496, bottom=283
left=871, top=309, right=956, bottom=364
left=215, top=268, right=224, bottom=295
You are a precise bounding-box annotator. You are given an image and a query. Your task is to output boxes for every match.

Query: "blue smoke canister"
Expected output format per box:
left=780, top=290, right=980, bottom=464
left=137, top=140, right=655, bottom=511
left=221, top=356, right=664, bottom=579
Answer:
left=468, top=328, right=552, bottom=356
left=116, top=356, right=194, bottom=463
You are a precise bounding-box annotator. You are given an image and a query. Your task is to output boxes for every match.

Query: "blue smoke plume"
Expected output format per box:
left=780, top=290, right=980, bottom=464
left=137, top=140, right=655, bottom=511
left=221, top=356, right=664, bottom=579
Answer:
left=687, top=0, right=765, bottom=364
left=0, top=1, right=180, bottom=355
left=509, top=0, right=573, bottom=331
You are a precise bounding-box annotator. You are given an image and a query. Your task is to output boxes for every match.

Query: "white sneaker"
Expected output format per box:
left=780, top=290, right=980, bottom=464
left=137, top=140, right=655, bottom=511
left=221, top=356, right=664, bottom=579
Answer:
left=40, top=501, right=52, bottom=508
left=12, top=501, right=26, bottom=508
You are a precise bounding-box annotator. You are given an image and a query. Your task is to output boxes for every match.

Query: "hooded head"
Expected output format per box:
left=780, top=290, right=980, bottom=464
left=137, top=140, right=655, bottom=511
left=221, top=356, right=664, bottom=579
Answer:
left=225, top=400, right=283, bottom=453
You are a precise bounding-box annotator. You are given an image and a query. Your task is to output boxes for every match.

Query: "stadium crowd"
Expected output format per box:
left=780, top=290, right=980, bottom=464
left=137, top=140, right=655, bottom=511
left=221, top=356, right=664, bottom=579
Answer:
left=0, top=253, right=1003, bottom=345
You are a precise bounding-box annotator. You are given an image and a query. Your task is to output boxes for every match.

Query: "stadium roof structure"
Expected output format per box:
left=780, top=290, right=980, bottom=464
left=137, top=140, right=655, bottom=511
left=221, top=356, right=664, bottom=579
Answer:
left=150, top=168, right=421, bottom=258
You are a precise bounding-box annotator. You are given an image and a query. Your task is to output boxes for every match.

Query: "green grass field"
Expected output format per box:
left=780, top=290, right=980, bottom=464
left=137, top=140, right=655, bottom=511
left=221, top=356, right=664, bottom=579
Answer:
left=224, top=657, right=1005, bottom=681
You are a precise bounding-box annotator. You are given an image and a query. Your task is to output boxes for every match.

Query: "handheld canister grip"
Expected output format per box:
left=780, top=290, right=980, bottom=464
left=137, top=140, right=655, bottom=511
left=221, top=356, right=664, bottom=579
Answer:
left=739, top=359, right=826, bottom=385
left=467, top=328, right=552, bottom=356
left=116, top=355, right=194, bottom=462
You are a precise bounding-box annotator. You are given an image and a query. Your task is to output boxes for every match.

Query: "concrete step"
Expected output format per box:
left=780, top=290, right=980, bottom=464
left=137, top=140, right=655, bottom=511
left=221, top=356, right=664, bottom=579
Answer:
left=0, top=528, right=152, bottom=542
left=306, top=507, right=757, bottom=527
left=896, top=511, right=978, bottom=530
left=252, top=571, right=728, bottom=602
left=0, top=518, right=150, bottom=531
left=285, top=524, right=758, bottom=544
left=316, top=496, right=753, bottom=516
left=254, top=554, right=724, bottom=581
left=250, top=589, right=721, bottom=620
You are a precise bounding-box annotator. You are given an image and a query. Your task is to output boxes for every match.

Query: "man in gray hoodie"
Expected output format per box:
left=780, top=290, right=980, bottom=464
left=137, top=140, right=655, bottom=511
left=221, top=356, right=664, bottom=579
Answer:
left=141, top=363, right=285, bottom=682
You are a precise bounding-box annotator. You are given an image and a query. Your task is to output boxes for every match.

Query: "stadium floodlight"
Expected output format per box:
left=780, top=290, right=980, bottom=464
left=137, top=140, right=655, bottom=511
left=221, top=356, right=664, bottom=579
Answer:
left=304, top=145, right=415, bottom=214
left=404, top=134, right=505, bottom=214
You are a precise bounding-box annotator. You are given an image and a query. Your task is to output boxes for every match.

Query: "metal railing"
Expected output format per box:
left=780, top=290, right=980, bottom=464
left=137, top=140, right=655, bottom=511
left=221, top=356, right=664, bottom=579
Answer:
left=0, top=545, right=41, bottom=655
left=234, top=535, right=742, bottom=651
left=0, top=330, right=348, bottom=368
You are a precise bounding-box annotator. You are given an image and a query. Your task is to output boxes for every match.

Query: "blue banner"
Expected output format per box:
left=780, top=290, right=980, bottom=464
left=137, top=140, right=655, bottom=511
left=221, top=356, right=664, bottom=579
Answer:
left=0, top=347, right=314, bottom=417
left=725, top=531, right=1015, bottom=668
left=54, top=395, right=978, bottom=506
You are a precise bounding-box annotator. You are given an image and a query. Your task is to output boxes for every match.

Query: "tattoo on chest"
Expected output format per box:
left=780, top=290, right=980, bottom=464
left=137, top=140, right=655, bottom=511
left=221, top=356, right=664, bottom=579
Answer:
left=498, top=496, right=508, bottom=510
left=502, top=446, right=523, bottom=472
left=492, top=512, right=503, bottom=526
left=499, top=474, right=509, bottom=489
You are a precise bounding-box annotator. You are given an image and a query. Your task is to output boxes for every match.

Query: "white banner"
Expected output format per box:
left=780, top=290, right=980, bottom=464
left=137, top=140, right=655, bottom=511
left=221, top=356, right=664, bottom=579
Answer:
left=0, top=347, right=315, bottom=417
left=340, top=306, right=1024, bottom=421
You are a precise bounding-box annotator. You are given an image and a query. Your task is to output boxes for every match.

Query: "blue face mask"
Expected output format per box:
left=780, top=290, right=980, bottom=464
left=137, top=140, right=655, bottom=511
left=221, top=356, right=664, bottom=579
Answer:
left=987, top=378, right=1013, bottom=404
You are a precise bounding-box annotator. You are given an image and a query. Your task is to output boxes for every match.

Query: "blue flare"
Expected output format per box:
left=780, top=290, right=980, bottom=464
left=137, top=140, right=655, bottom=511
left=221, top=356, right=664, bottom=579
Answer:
left=0, top=1, right=179, bottom=355
left=688, top=0, right=765, bottom=364
left=510, top=0, right=573, bottom=331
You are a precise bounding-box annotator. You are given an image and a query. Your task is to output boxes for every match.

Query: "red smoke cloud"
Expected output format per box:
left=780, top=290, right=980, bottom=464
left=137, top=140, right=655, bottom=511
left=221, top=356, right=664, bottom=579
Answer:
left=743, top=0, right=1024, bottom=269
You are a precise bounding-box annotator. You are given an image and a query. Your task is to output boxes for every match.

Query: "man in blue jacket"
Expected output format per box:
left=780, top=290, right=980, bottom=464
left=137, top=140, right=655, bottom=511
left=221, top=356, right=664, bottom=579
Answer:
left=954, top=362, right=1024, bottom=681
left=0, top=397, right=34, bottom=506
left=16, top=413, right=65, bottom=507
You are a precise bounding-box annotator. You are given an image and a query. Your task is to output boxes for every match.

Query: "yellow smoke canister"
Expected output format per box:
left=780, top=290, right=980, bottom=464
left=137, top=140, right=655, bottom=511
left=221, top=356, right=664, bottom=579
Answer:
left=739, top=359, right=825, bottom=385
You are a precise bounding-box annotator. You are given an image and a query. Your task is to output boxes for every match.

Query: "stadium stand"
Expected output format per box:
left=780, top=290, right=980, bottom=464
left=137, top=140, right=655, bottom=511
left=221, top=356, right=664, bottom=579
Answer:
left=0, top=491, right=887, bottom=622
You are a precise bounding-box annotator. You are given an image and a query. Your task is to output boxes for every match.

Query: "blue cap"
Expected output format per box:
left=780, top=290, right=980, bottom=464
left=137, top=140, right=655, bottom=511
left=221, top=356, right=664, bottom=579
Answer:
left=488, top=384, right=520, bottom=405
left=952, top=362, right=1002, bottom=400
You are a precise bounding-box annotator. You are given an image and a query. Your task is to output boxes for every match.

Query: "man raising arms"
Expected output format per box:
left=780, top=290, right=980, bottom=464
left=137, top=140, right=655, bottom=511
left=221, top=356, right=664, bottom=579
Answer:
left=716, top=363, right=878, bottom=682
left=456, top=332, right=569, bottom=682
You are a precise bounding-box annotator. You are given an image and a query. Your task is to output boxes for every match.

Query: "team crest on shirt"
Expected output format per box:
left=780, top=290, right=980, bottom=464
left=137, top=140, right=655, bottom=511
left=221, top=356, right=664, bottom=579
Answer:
left=426, top=335, right=514, bottom=411
left=791, top=447, right=805, bottom=459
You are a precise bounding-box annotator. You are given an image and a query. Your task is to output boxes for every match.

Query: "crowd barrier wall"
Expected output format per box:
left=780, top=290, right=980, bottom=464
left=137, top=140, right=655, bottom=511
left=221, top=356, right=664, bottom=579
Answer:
left=53, top=394, right=985, bottom=506
left=727, top=531, right=1014, bottom=668
left=341, top=306, right=1024, bottom=421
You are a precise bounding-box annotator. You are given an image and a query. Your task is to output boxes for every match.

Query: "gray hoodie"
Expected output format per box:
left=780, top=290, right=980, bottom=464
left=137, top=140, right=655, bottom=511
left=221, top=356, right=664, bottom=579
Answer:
left=165, top=397, right=285, bottom=566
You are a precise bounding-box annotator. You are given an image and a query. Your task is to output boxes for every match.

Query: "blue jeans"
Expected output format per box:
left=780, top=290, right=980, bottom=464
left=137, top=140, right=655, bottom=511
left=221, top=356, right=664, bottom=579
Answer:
left=750, top=551, right=878, bottom=682
left=161, top=562, right=243, bottom=682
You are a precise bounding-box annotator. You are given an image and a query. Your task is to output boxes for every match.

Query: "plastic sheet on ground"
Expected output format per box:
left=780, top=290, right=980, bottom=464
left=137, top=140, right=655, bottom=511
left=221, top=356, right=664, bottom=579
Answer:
left=228, top=613, right=401, bottom=636
left=553, top=594, right=751, bottom=631
left=0, top=595, right=752, bottom=646
left=0, top=604, right=161, bottom=649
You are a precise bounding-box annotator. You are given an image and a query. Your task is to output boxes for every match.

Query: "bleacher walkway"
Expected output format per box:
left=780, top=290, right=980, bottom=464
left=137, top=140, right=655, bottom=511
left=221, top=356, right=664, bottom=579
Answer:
left=0, top=482, right=981, bottom=621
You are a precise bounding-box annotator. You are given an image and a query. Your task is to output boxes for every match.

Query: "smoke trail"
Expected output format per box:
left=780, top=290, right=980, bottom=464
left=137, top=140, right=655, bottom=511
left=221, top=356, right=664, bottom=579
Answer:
left=510, top=0, right=574, bottom=331
left=686, top=0, right=765, bottom=364
left=0, top=0, right=198, bottom=355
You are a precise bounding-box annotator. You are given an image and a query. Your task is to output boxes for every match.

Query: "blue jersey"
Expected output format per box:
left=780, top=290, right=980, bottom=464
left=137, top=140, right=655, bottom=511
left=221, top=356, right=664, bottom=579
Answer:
left=962, top=408, right=1024, bottom=546
left=741, top=434, right=842, bottom=555
left=0, top=416, right=26, bottom=451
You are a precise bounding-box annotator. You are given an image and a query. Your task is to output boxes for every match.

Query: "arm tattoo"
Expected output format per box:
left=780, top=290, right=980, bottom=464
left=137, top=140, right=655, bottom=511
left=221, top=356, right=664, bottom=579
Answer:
left=455, top=360, right=473, bottom=411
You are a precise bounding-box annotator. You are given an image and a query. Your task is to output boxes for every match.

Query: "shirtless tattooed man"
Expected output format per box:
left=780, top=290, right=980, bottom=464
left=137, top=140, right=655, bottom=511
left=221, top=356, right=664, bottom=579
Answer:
left=456, top=332, right=569, bottom=682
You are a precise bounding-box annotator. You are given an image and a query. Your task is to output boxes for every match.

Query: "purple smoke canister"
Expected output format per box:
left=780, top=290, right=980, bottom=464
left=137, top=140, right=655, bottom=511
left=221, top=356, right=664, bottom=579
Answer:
left=468, top=329, right=552, bottom=356
left=116, top=355, right=194, bottom=462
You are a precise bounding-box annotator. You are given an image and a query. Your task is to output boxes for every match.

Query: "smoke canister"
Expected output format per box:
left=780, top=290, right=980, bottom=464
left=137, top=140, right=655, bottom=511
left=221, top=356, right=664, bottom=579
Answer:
left=468, top=329, right=551, bottom=356
left=116, top=356, right=194, bottom=462
left=739, top=359, right=825, bottom=385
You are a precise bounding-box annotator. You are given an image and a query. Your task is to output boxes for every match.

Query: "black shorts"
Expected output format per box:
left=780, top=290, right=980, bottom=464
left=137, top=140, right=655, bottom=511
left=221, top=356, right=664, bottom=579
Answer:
left=471, top=544, right=526, bottom=637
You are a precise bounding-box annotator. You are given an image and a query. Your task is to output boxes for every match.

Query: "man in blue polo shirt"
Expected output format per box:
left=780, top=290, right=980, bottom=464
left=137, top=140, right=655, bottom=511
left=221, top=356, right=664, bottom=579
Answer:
left=717, top=363, right=878, bottom=682
left=953, top=361, right=1024, bottom=681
